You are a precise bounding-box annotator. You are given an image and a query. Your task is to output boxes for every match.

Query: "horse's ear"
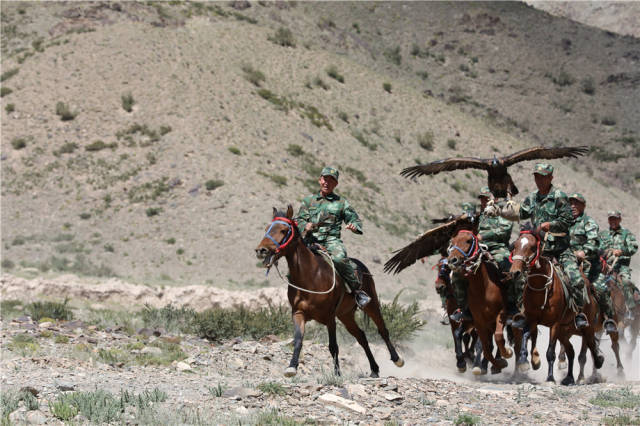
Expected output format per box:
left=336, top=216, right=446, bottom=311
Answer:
left=286, top=204, right=294, bottom=219
left=272, top=207, right=278, bottom=218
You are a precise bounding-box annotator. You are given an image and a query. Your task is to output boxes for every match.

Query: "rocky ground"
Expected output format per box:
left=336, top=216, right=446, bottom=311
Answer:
left=2, top=309, right=639, bottom=425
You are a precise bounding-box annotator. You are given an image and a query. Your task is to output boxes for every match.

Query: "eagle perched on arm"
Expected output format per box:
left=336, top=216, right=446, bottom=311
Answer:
left=401, top=146, right=588, bottom=198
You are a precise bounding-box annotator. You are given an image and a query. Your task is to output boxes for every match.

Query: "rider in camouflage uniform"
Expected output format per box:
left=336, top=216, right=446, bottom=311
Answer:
left=486, top=163, right=589, bottom=329
left=568, top=193, right=617, bottom=333
left=597, top=211, right=639, bottom=319
left=296, top=166, right=371, bottom=308
left=450, top=188, right=515, bottom=322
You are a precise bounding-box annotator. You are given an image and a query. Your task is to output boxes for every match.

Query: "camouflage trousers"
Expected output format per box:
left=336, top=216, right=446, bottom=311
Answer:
left=596, top=265, right=639, bottom=310
left=452, top=247, right=512, bottom=309
left=511, top=249, right=585, bottom=310
left=588, top=259, right=615, bottom=319
left=321, top=238, right=361, bottom=291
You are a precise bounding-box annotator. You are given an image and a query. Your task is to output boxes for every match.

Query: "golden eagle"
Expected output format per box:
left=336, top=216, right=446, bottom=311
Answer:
left=384, top=214, right=478, bottom=275
left=400, top=146, right=588, bottom=198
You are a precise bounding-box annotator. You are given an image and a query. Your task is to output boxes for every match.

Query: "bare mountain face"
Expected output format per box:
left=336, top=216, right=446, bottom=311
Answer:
left=1, top=2, right=638, bottom=294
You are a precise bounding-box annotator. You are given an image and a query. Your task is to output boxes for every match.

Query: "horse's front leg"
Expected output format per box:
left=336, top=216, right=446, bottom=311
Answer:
left=285, top=311, right=306, bottom=377
left=530, top=325, right=541, bottom=370
left=327, top=318, right=340, bottom=376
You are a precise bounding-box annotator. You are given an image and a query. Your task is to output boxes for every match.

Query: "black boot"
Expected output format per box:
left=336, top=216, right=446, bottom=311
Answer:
left=450, top=307, right=473, bottom=322
left=603, top=318, right=617, bottom=334
left=354, top=290, right=371, bottom=308
left=575, top=313, right=589, bottom=329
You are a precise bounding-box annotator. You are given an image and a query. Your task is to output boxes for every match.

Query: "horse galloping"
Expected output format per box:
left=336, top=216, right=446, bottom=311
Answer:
left=509, top=229, right=603, bottom=385
left=605, top=259, right=640, bottom=357
left=255, top=206, right=404, bottom=378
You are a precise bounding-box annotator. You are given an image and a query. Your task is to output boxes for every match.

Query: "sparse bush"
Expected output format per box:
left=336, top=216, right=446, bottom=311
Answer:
left=581, top=77, right=595, bottom=95
left=448, top=86, right=468, bottom=103
left=286, top=144, right=304, bottom=157
left=121, top=92, right=135, bottom=112
left=228, top=146, right=241, bottom=155
left=5, top=103, right=15, bottom=113
left=455, top=413, right=481, bottom=425
left=86, top=140, right=117, bottom=151
left=358, top=291, right=425, bottom=342
left=268, top=27, right=296, bottom=47
left=25, top=298, right=73, bottom=321
left=590, top=146, right=623, bottom=162
left=326, top=65, right=344, bottom=83
left=447, top=139, right=457, bottom=150
left=1, top=87, right=13, bottom=97
left=550, top=70, right=575, bottom=87
left=383, top=46, right=402, bottom=65
left=601, top=116, right=617, bottom=126
left=589, top=388, right=640, bottom=409
left=417, top=131, right=434, bottom=151
left=258, top=172, right=287, bottom=186
left=140, top=304, right=196, bottom=334
left=257, top=89, right=295, bottom=112
left=11, top=137, right=26, bottom=150
left=50, top=399, right=78, bottom=421
left=55, top=141, right=78, bottom=155
left=146, top=207, right=162, bottom=217
left=257, top=382, right=287, bottom=396
left=313, top=76, right=329, bottom=90
left=205, top=179, right=224, bottom=191
left=1, top=259, right=15, bottom=270
left=338, top=111, right=349, bottom=123
left=416, top=70, right=429, bottom=80
left=8, top=333, right=39, bottom=354
left=79, top=212, right=91, bottom=220
left=55, top=335, right=69, bottom=344
left=159, top=125, right=171, bottom=135
left=352, top=129, right=377, bottom=151
left=241, top=64, right=266, bottom=86
left=459, top=63, right=470, bottom=72
left=193, top=304, right=291, bottom=341
left=0, top=68, right=19, bottom=82
left=32, top=38, right=44, bottom=52
left=55, top=101, right=77, bottom=121
left=383, top=82, right=392, bottom=93
left=176, top=248, right=184, bottom=255
left=166, top=237, right=176, bottom=244
left=208, top=383, right=226, bottom=397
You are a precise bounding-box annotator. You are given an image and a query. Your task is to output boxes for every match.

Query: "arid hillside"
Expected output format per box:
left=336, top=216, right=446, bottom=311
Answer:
left=1, top=1, right=638, bottom=297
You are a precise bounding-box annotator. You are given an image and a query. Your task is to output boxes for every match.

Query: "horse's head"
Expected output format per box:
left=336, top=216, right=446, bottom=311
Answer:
left=509, top=224, right=541, bottom=281
left=255, top=205, right=298, bottom=268
left=447, top=228, right=479, bottom=270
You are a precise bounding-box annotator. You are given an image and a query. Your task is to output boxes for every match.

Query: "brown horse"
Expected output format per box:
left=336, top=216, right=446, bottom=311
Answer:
left=447, top=229, right=512, bottom=375
left=433, top=256, right=479, bottom=372
left=604, top=263, right=640, bottom=358
left=255, top=206, right=404, bottom=378
left=509, top=229, right=603, bottom=385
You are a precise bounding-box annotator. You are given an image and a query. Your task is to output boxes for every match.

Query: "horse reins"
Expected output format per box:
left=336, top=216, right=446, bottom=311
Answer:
left=265, top=217, right=338, bottom=295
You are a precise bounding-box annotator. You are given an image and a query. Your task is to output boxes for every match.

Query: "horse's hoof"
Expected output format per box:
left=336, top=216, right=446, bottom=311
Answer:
left=472, top=366, right=483, bottom=375
left=497, top=358, right=509, bottom=369
left=503, top=348, right=513, bottom=359
left=394, top=357, right=405, bottom=368
left=532, top=359, right=541, bottom=370
left=594, top=355, right=604, bottom=370
left=458, top=366, right=467, bottom=373
left=561, top=376, right=575, bottom=386
left=284, top=367, right=297, bottom=377
left=546, top=376, right=555, bottom=383
left=370, top=371, right=379, bottom=378
left=558, top=360, right=567, bottom=370
left=518, top=362, right=530, bottom=373
left=457, top=359, right=467, bottom=370
left=617, top=367, right=625, bottom=378
left=490, top=366, right=502, bottom=375
left=577, top=377, right=585, bottom=385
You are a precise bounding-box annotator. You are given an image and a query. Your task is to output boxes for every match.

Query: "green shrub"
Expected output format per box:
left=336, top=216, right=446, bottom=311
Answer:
left=357, top=291, right=425, bottom=342
left=8, top=333, right=39, bottom=354
left=383, top=82, right=392, bottom=93
left=417, top=131, right=434, bottom=151
left=0, top=87, right=13, bottom=97
left=166, top=237, right=176, bottom=244
left=241, top=64, right=266, bottom=86
left=79, top=212, right=91, bottom=220
left=205, top=179, right=224, bottom=191
left=257, top=382, right=287, bottom=396
left=208, top=383, right=226, bottom=397
left=313, top=76, right=329, bottom=90
left=26, top=299, right=73, bottom=321
left=228, top=146, right=241, bottom=155
left=326, top=65, right=344, bottom=83
left=55, top=141, right=78, bottom=155
left=86, top=140, right=117, bottom=151
left=550, top=70, right=575, bottom=86
left=416, top=70, right=429, bottom=80
left=11, top=137, right=26, bottom=150
left=146, top=207, right=162, bottom=217
left=259, top=172, right=287, bottom=186
left=257, top=89, right=295, bottom=112
left=352, top=129, right=377, bottom=151
left=581, top=77, right=595, bottom=95
left=286, top=144, right=304, bottom=157
left=121, top=92, right=135, bottom=112
left=268, top=27, right=296, bottom=47
left=383, top=46, right=402, bottom=65
left=447, top=139, right=457, bottom=150
left=337, top=111, right=349, bottom=123
left=55, top=102, right=77, bottom=120
left=49, top=399, right=78, bottom=421
left=140, top=304, right=196, bottom=334
left=589, top=388, right=640, bottom=409
left=55, top=335, right=69, bottom=344
left=1, top=259, right=15, bottom=270
left=601, top=116, right=616, bottom=126
left=193, top=304, right=291, bottom=341
left=5, top=103, right=15, bottom=113
left=455, top=413, right=481, bottom=425
left=159, top=125, right=172, bottom=135
left=0, top=68, right=19, bottom=82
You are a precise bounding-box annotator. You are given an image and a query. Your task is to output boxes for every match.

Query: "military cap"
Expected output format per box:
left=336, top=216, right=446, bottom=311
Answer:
left=533, top=163, right=554, bottom=176
left=320, top=166, right=339, bottom=181
left=569, top=193, right=586, bottom=204
left=460, top=202, right=476, bottom=214
left=607, top=210, right=622, bottom=218
left=477, top=186, right=493, bottom=199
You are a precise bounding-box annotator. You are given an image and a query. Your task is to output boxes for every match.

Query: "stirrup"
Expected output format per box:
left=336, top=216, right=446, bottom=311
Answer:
left=575, top=313, right=589, bottom=329
left=511, top=313, right=527, bottom=329
left=355, top=290, right=371, bottom=308
left=440, top=312, right=450, bottom=325
left=603, top=319, right=617, bottom=334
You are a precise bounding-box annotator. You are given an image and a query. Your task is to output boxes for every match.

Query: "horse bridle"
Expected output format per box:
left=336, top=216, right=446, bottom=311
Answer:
left=509, top=230, right=541, bottom=269
left=448, top=230, right=479, bottom=260
left=262, top=216, right=298, bottom=270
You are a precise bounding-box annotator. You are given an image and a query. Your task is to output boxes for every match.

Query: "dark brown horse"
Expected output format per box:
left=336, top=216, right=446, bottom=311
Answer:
left=509, top=229, right=603, bottom=385
left=447, top=229, right=512, bottom=375
left=604, top=260, right=640, bottom=358
left=255, top=206, right=404, bottom=378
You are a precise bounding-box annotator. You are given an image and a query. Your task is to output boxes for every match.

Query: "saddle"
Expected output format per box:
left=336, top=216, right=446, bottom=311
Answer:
left=549, top=258, right=586, bottom=313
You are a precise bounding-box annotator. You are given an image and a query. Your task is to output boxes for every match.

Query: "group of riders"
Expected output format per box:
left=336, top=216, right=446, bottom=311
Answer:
left=295, top=164, right=639, bottom=338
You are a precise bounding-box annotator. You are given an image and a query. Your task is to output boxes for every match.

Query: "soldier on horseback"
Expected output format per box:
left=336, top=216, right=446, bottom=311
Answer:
left=295, top=166, right=371, bottom=308
left=450, top=187, right=515, bottom=322
left=485, top=163, right=589, bottom=329
left=568, top=193, right=617, bottom=334
left=597, top=211, right=639, bottom=320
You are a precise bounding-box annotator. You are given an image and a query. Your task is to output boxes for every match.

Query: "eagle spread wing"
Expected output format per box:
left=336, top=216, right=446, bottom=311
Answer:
left=400, top=157, right=489, bottom=179
left=384, top=214, right=474, bottom=275
left=502, top=146, right=588, bottom=167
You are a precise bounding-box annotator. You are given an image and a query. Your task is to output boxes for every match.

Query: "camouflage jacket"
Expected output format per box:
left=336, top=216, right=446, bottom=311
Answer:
left=519, top=186, right=573, bottom=254
left=296, top=192, right=362, bottom=242
left=478, top=214, right=513, bottom=252
left=569, top=213, right=600, bottom=260
left=599, top=227, right=638, bottom=267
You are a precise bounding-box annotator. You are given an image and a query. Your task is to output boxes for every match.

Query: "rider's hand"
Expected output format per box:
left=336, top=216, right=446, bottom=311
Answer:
left=304, top=223, right=314, bottom=232
left=477, top=234, right=483, bottom=241
left=346, top=223, right=358, bottom=233
left=540, top=222, right=551, bottom=232
left=612, top=249, right=623, bottom=257
left=574, top=250, right=585, bottom=260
